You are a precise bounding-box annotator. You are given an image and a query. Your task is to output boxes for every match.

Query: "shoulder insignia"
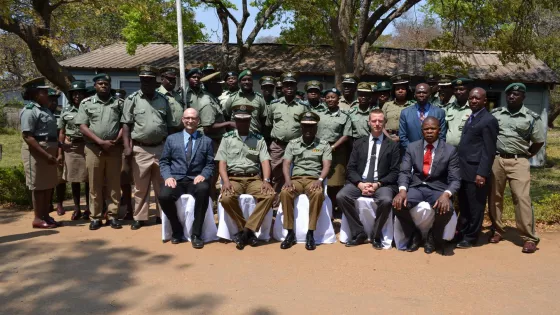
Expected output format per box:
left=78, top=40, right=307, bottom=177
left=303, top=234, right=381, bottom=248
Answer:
left=527, top=109, right=540, bottom=119
left=319, top=140, right=329, bottom=145
left=255, top=91, right=263, bottom=98
left=297, top=99, right=309, bottom=107
left=250, top=132, right=263, bottom=140
left=82, top=96, right=93, bottom=102
left=223, top=131, right=235, bottom=138
left=289, top=138, right=301, bottom=143
left=270, top=99, right=281, bottom=104
left=127, top=91, right=139, bottom=99
left=24, top=102, right=36, bottom=109
left=491, top=107, right=502, bottom=114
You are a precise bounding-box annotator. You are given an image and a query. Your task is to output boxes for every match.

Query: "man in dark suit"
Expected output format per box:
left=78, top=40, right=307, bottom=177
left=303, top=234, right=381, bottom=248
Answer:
left=336, top=109, right=400, bottom=248
left=392, top=116, right=460, bottom=255
left=398, top=83, right=447, bottom=150
left=456, top=88, right=498, bottom=249
left=158, top=108, right=215, bottom=249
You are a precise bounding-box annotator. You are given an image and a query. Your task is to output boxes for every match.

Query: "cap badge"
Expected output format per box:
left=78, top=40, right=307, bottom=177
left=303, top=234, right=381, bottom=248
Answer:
left=513, top=85, right=519, bottom=90
left=457, top=79, right=462, bottom=85
left=240, top=105, right=246, bottom=110
left=306, top=112, right=312, bottom=117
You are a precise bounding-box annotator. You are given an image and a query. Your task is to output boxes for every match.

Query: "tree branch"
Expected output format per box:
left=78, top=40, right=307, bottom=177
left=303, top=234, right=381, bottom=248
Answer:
left=362, top=0, right=400, bottom=43
left=237, top=0, right=250, bottom=45
left=200, top=0, right=239, bottom=26
left=363, top=0, right=421, bottom=45
left=245, top=0, right=284, bottom=47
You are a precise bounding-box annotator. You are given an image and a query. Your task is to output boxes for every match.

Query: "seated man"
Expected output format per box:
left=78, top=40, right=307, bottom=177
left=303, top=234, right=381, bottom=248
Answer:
left=336, top=109, right=400, bottom=249
left=158, top=108, right=215, bottom=249
left=279, top=112, right=332, bottom=250
left=392, top=117, right=460, bottom=255
left=217, top=104, right=275, bottom=250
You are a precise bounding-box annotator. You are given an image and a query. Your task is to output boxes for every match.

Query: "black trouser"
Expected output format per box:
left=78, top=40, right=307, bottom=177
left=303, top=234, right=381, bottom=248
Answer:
left=158, top=178, right=210, bottom=239
left=458, top=180, right=488, bottom=244
left=394, top=186, right=453, bottom=243
left=336, top=183, right=396, bottom=240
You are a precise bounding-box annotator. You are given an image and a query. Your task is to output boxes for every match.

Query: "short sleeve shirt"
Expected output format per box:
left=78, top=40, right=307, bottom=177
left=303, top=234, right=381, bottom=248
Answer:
left=317, top=110, right=353, bottom=143
left=20, top=101, right=57, bottom=138
left=445, top=101, right=472, bottom=147
left=59, top=106, right=83, bottom=140
left=121, top=90, right=172, bottom=144
left=283, top=137, right=332, bottom=177
left=266, top=97, right=309, bottom=142
left=382, top=100, right=414, bottom=131
left=74, top=94, right=123, bottom=142
left=188, top=88, right=226, bottom=139
left=348, top=105, right=376, bottom=139
left=493, top=105, right=546, bottom=155
left=156, top=85, right=184, bottom=129
left=215, top=130, right=270, bottom=175
left=224, top=90, right=268, bottom=133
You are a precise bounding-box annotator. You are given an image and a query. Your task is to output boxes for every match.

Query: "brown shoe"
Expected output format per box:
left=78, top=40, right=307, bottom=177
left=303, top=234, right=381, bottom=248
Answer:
left=489, top=232, right=503, bottom=244
left=522, top=241, right=537, bottom=254
left=32, top=220, right=57, bottom=229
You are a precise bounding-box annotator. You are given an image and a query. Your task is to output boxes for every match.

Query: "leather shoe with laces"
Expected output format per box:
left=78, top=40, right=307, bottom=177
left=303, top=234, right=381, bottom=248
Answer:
left=489, top=231, right=503, bottom=244
left=89, top=219, right=102, bottom=230
left=424, top=230, right=435, bottom=254
left=280, top=231, right=296, bottom=249
left=305, top=233, right=316, bottom=250
left=109, top=218, right=122, bottom=229
left=522, top=241, right=537, bottom=254
left=345, top=232, right=368, bottom=247
left=171, top=237, right=184, bottom=244
left=191, top=235, right=204, bottom=249
left=407, top=230, right=422, bottom=252
left=234, top=232, right=246, bottom=250
left=372, top=238, right=384, bottom=250
left=131, top=220, right=144, bottom=230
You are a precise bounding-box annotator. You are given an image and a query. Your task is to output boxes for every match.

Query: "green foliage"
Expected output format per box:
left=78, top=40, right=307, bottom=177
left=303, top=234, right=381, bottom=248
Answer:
left=0, top=165, right=31, bottom=205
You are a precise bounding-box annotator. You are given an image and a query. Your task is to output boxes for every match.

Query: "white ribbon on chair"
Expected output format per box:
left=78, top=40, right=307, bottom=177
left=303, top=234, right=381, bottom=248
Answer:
left=339, top=197, right=394, bottom=249
left=161, top=194, right=218, bottom=242
left=216, top=194, right=273, bottom=241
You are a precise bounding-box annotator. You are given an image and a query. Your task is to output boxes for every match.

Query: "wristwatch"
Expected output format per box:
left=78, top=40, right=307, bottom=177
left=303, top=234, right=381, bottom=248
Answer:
left=264, top=178, right=271, bottom=183
left=318, top=177, right=324, bottom=182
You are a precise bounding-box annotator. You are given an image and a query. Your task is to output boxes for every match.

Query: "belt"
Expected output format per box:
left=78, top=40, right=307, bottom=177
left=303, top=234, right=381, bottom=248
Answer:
left=70, top=138, right=85, bottom=143
left=497, top=153, right=529, bottom=159
left=133, top=140, right=164, bottom=147
left=273, top=139, right=288, bottom=146
left=228, top=172, right=259, bottom=178
left=33, top=135, right=57, bottom=142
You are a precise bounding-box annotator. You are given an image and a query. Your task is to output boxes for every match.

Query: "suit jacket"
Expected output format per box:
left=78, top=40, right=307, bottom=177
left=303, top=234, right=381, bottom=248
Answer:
left=398, top=104, right=447, bottom=149
left=457, top=108, right=499, bottom=181
left=398, top=139, right=461, bottom=194
left=346, top=134, right=400, bottom=191
left=160, top=131, right=215, bottom=181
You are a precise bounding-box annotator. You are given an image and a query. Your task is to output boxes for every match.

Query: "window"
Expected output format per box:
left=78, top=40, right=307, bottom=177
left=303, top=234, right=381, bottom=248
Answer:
left=120, top=81, right=140, bottom=97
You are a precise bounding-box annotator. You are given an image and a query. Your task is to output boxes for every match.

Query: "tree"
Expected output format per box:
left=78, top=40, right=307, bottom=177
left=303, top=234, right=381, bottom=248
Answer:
left=255, top=35, right=279, bottom=43
left=385, top=13, right=441, bottom=49
left=0, top=34, right=40, bottom=90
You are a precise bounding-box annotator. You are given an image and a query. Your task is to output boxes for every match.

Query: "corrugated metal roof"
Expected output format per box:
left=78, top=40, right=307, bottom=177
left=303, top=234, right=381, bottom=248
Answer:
left=60, top=42, right=558, bottom=84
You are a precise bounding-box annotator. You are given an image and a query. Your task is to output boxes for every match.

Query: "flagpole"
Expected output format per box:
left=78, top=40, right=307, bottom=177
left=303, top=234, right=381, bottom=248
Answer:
left=176, top=0, right=186, bottom=99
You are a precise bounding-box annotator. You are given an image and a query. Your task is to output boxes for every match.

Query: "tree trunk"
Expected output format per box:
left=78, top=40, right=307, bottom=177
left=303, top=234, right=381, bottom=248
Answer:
left=26, top=39, right=74, bottom=91
left=549, top=103, right=560, bottom=128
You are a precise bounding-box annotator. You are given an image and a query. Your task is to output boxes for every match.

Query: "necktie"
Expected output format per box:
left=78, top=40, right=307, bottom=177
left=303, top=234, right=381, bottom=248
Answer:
left=365, top=137, right=379, bottom=182
left=419, top=107, right=426, bottom=122
left=467, top=114, right=474, bottom=125
left=185, top=135, right=193, bottom=166
left=423, top=143, right=434, bottom=177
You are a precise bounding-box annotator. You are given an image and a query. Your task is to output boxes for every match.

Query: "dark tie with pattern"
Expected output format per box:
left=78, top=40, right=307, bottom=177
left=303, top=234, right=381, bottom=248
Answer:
left=365, top=137, right=379, bottom=182
left=423, top=143, right=434, bottom=177
left=185, top=135, right=193, bottom=167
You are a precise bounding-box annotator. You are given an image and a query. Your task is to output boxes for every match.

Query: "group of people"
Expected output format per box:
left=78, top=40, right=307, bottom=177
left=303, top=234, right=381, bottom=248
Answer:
left=19, top=64, right=545, bottom=255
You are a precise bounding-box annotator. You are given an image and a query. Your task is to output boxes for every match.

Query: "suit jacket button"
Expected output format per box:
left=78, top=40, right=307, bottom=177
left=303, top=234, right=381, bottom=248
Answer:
left=422, top=182, right=426, bottom=185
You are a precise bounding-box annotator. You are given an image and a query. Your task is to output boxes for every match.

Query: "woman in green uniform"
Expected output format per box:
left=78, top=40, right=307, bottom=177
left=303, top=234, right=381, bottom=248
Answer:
left=58, top=81, right=90, bottom=220
left=382, top=74, right=414, bottom=141
left=20, top=78, right=60, bottom=229
left=317, top=88, right=352, bottom=206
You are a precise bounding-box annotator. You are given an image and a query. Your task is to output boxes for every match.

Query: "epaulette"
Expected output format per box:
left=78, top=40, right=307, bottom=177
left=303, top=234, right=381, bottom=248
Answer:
left=127, top=91, right=139, bottom=100
left=491, top=107, right=503, bottom=114
left=296, top=99, right=308, bottom=106
left=82, top=96, right=93, bottom=102
left=223, top=131, right=235, bottom=138
left=250, top=132, right=263, bottom=140
left=24, top=102, right=36, bottom=109
left=526, top=109, right=540, bottom=119
left=270, top=99, right=281, bottom=104
left=319, top=139, right=329, bottom=145
left=255, top=91, right=263, bottom=98
left=346, top=107, right=357, bottom=114
left=289, top=138, right=301, bottom=143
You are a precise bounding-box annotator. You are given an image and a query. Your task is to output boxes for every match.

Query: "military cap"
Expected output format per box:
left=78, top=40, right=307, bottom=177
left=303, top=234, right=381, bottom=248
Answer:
left=451, top=77, right=474, bottom=87
left=304, top=80, right=323, bottom=91
left=323, top=87, right=341, bottom=97
left=238, top=69, right=252, bottom=80
left=160, top=67, right=179, bottom=77
left=201, top=63, right=216, bottom=73
left=369, top=82, right=377, bottom=92
left=438, top=74, right=456, bottom=86
left=93, top=73, right=111, bottom=82
left=201, top=71, right=224, bottom=83
left=505, top=83, right=527, bottom=93
left=376, top=81, right=392, bottom=92
left=68, top=80, right=87, bottom=92
left=186, top=68, right=202, bottom=78
left=232, top=104, right=255, bottom=120
left=114, top=89, right=127, bottom=99
left=357, top=82, right=373, bottom=92
left=224, top=71, right=238, bottom=80
left=296, top=90, right=305, bottom=97
left=48, top=88, right=60, bottom=97
left=342, top=73, right=358, bottom=84
left=299, top=111, right=320, bottom=124
left=425, top=73, right=440, bottom=83
left=275, top=77, right=283, bottom=87
left=22, top=77, right=50, bottom=90
left=138, top=65, right=159, bottom=77
left=281, top=72, right=298, bottom=83
left=259, top=76, right=275, bottom=86
left=390, top=74, right=410, bottom=85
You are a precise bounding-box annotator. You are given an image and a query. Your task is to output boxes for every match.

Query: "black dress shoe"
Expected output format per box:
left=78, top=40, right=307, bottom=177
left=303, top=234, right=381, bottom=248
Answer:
left=82, top=210, right=91, bottom=221
left=155, top=217, right=162, bottom=225
left=305, top=234, right=316, bottom=250
left=372, top=238, right=384, bottom=250
left=109, top=218, right=122, bottom=229
left=248, top=235, right=259, bottom=247
left=46, top=216, right=63, bottom=227
left=345, top=232, right=368, bottom=247
left=131, top=220, right=144, bottom=230
left=424, top=230, right=435, bottom=254
left=456, top=240, right=473, bottom=249
left=191, top=235, right=204, bottom=249
left=171, top=237, right=184, bottom=244
left=89, top=219, right=102, bottom=230
left=280, top=232, right=296, bottom=249
left=234, top=232, right=246, bottom=250
left=407, top=230, right=422, bottom=252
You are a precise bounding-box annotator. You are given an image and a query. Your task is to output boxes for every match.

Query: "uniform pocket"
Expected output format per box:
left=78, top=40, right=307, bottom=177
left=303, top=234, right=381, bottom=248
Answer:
left=273, top=112, right=282, bottom=121
left=445, top=113, right=454, bottom=122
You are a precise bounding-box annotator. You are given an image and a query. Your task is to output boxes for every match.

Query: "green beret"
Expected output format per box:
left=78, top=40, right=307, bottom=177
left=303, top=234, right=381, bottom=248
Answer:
left=438, top=74, right=456, bottom=86
left=232, top=104, right=255, bottom=119
left=281, top=72, right=298, bottom=83
left=201, top=72, right=223, bottom=83
left=259, top=76, right=275, bottom=86
left=68, top=80, right=87, bottom=92
left=305, top=80, right=323, bottom=91
left=93, top=73, right=111, bottom=83
left=342, top=73, right=358, bottom=84
left=160, top=67, right=179, bottom=77
left=186, top=68, right=202, bottom=78
left=357, top=82, right=372, bottom=92
left=138, top=65, right=159, bottom=77
left=390, top=74, right=410, bottom=85
left=22, top=77, right=50, bottom=90
left=376, top=81, right=392, bottom=92
left=451, top=78, right=474, bottom=87
left=323, top=87, right=341, bottom=97
left=505, top=83, right=527, bottom=93
left=48, top=88, right=60, bottom=97
left=238, top=69, right=252, bottom=80
left=299, top=111, right=320, bottom=124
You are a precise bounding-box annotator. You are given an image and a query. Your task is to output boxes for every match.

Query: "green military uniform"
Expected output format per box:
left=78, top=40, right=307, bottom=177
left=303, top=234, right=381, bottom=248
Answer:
left=223, top=90, right=267, bottom=133
left=279, top=112, right=332, bottom=232
left=156, top=85, right=183, bottom=130
left=317, top=108, right=352, bottom=186
left=121, top=90, right=172, bottom=145
left=304, top=80, right=327, bottom=114
left=489, top=83, right=546, bottom=244
left=339, top=73, right=357, bottom=111
left=188, top=87, right=226, bottom=140
left=59, top=104, right=88, bottom=183
left=266, top=98, right=309, bottom=142
left=74, top=73, right=124, bottom=221
left=382, top=100, right=414, bottom=134
left=48, top=88, right=65, bottom=185
left=348, top=105, right=375, bottom=139
left=445, top=100, right=472, bottom=147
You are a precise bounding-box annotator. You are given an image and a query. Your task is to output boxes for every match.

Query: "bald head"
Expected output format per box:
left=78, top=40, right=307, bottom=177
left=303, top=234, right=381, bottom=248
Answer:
left=421, top=116, right=441, bottom=144
left=415, top=83, right=431, bottom=106
left=422, top=116, right=440, bottom=128
left=182, top=108, right=200, bottom=133
left=468, top=87, right=487, bottom=113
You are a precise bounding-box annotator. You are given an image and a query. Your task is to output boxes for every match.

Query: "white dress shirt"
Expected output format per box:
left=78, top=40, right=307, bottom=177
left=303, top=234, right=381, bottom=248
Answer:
left=362, top=133, right=383, bottom=181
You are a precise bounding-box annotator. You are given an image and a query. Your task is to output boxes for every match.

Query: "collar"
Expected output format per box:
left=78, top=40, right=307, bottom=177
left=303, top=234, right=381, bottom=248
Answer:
left=68, top=105, right=79, bottom=112
left=183, top=130, right=198, bottom=139
left=93, top=94, right=115, bottom=104
left=233, top=129, right=252, bottom=141
left=281, top=96, right=299, bottom=106
left=138, top=90, right=159, bottom=100
left=356, top=105, right=371, bottom=114
left=471, top=107, right=485, bottom=117
left=369, top=133, right=384, bottom=143
left=423, top=139, right=439, bottom=150
left=326, top=109, right=341, bottom=117
left=300, top=136, right=318, bottom=148
left=454, top=100, right=469, bottom=109
left=503, top=104, right=528, bottom=117
left=238, top=89, right=255, bottom=97
left=416, top=103, right=431, bottom=112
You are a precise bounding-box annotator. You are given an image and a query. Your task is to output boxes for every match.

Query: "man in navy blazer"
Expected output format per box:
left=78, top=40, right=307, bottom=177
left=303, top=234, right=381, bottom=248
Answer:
left=398, top=83, right=447, bottom=150
left=456, top=88, right=498, bottom=249
left=393, top=117, right=460, bottom=256
left=158, top=108, right=215, bottom=248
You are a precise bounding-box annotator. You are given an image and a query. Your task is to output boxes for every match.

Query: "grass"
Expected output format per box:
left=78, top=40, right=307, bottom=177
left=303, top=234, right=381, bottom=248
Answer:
left=0, top=128, right=22, bottom=167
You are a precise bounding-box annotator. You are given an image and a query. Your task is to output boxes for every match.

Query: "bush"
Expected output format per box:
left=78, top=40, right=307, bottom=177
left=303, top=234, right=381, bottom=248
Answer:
left=0, top=165, right=31, bottom=205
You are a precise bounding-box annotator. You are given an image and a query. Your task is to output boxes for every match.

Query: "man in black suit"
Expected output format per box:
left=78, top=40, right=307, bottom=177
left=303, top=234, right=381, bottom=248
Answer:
left=456, top=88, right=498, bottom=249
left=392, top=117, right=461, bottom=255
left=336, top=109, right=400, bottom=248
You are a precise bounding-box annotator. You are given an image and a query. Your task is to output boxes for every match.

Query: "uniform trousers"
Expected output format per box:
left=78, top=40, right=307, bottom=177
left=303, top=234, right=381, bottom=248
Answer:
left=269, top=140, right=287, bottom=195
left=458, top=180, right=488, bottom=243
left=220, top=175, right=275, bottom=232
left=84, top=143, right=123, bottom=220
left=279, top=176, right=324, bottom=230
left=131, top=144, right=163, bottom=221
left=488, top=156, right=538, bottom=242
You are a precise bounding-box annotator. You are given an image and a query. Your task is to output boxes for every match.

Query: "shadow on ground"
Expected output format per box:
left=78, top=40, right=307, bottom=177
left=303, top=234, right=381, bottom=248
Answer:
left=0, top=207, right=28, bottom=224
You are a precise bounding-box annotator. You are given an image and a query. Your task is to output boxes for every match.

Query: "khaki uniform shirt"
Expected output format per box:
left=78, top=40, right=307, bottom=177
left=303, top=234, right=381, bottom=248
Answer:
left=430, top=93, right=441, bottom=108
left=121, top=90, right=172, bottom=144
left=215, top=130, right=270, bottom=175
left=75, top=94, right=123, bottom=142
left=307, top=101, right=328, bottom=114
left=283, top=137, right=332, bottom=177
left=317, top=109, right=353, bottom=143
left=493, top=105, right=545, bottom=155
left=439, top=95, right=456, bottom=109
left=58, top=106, right=83, bottom=140
left=219, top=90, right=237, bottom=109
left=348, top=105, right=377, bottom=139
left=445, top=101, right=472, bottom=147
left=338, top=97, right=353, bottom=111
left=156, top=86, right=184, bottom=129
left=266, top=97, right=309, bottom=142
left=20, top=101, right=58, bottom=138
left=223, top=90, right=267, bottom=133
left=382, top=100, right=414, bottom=132
left=188, top=88, right=226, bottom=139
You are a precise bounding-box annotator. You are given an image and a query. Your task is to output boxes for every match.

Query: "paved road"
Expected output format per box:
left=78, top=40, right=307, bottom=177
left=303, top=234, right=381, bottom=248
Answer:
left=1, top=208, right=559, bottom=314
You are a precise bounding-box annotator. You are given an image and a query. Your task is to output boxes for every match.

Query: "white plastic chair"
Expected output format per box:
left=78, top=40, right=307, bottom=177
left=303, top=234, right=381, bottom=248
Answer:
left=339, top=197, right=394, bottom=249
left=216, top=194, right=274, bottom=241
left=161, top=194, right=218, bottom=243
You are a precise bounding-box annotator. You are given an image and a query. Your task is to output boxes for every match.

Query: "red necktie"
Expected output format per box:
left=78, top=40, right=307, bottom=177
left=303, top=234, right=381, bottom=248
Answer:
left=423, top=144, right=434, bottom=177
